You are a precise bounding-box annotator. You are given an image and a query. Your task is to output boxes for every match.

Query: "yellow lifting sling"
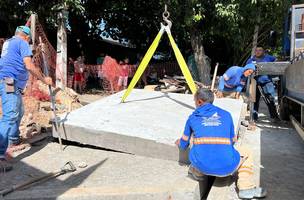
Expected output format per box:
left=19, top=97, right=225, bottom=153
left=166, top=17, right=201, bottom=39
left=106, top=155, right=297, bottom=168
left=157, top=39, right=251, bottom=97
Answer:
left=121, top=7, right=197, bottom=102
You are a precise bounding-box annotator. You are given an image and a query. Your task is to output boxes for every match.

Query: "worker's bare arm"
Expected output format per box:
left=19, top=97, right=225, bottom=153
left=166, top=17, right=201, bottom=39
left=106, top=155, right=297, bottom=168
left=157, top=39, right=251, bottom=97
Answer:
left=216, top=91, right=223, bottom=98
left=24, top=57, right=52, bottom=85
left=235, top=92, right=240, bottom=99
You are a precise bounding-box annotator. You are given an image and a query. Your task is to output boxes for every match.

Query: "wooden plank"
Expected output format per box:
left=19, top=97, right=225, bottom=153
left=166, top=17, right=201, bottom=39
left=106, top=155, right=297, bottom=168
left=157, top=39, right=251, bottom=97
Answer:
left=256, top=62, right=290, bottom=75
left=249, top=78, right=256, bottom=103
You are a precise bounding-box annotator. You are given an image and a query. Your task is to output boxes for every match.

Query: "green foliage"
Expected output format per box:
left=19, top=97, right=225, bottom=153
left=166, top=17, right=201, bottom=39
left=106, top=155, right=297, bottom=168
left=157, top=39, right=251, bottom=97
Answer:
left=51, top=0, right=84, bottom=13
left=0, top=0, right=294, bottom=65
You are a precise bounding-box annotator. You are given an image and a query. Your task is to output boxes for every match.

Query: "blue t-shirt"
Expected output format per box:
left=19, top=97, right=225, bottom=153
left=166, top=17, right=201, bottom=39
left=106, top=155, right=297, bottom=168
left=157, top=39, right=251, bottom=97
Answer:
left=179, top=103, right=240, bottom=176
left=246, top=54, right=276, bottom=84
left=0, top=36, right=32, bottom=89
left=218, top=63, right=255, bottom=92
left=223, top=66, right=246, bottom=88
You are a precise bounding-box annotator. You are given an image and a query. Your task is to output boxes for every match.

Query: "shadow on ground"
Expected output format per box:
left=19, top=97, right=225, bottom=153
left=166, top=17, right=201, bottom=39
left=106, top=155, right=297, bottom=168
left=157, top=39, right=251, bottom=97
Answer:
left=0, top=139, right=108, bottom=200
left=256, top=101, right=304, bottom=200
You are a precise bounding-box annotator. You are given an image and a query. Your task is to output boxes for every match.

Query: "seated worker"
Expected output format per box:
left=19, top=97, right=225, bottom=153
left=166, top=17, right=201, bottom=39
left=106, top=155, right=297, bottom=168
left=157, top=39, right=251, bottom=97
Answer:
left=246, top=46, right=279, bottom=121
left=147, top=66, right=158, bottom=85
left=217, top=64, right=256, bottom=99
left=176, top=88, right=266, bottom=199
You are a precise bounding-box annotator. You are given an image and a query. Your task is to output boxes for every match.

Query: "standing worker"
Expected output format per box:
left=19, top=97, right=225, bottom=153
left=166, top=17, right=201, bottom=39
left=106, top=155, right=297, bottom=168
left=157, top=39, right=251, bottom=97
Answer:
left=246, top=46, right=279, bottom=121
left=176, top=88, right=267, bottom=199
left=117, top=58, right=130, bottom=91
left=97, top=53, right=105, bottom=88
left=0, top=26, right=52, bottom=172
left=73, top=56, right=84, bottom=94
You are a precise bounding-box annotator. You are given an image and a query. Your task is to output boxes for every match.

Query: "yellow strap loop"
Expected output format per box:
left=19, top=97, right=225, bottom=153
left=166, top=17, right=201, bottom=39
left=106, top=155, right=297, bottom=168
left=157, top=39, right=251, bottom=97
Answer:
left=121, top=26, right=197, bottom=102
left=121, top=28, right=165, bottom=102
left=166, top=32, right=197, bottom=94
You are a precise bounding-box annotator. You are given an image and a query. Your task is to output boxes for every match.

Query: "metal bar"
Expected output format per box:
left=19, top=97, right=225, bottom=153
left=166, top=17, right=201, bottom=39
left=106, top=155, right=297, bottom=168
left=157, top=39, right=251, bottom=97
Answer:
left=291, top=5, right=296, bottom=59
left=290, top=115, right=304, bottom=141
left=39, top=37, right=63, bottom=150
left=0, top=162, right=76, bottom=197
left=284, top=95, right=304, bottom=106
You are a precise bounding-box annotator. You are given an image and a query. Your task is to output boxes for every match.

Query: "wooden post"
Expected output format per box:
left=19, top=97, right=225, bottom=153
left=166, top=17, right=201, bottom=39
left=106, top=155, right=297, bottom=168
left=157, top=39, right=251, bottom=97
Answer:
left=249, top=10, right=260, bottom=124
left=30, top=14, right=36, bottom=49
left=56, top=9, right=68, bottom=89
left=211, top=62, right=219, bottom=91
left=251, top=25, right=259, bottom=56
left=249, top=77, right=257, bottom=103
left=249, top=76, right=257, bottom=124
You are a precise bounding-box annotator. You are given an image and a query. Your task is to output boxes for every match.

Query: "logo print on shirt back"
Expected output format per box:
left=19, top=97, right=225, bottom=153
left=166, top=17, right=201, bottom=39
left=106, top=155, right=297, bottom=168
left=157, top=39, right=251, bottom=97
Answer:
left=202, top=112, right=222, bottom=126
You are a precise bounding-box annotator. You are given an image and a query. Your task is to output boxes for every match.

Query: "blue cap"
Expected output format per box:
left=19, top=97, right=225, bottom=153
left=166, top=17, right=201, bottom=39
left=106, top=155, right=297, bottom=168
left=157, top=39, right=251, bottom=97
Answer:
left=243, top=63, right=256, bottom=72
left=15, top=26, right=31, bottom=38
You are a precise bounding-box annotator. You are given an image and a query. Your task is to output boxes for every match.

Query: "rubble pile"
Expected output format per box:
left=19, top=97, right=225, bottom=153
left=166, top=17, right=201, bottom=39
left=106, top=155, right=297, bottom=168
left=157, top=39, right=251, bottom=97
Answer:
left=158, top=75, right=210, bottom=93
left=0, top=84, right=83, bottom=142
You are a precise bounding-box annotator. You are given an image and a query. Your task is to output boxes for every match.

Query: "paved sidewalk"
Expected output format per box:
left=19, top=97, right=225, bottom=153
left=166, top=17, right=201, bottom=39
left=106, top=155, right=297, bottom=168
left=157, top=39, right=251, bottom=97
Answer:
left=208, top=102, right=304, bottom=200
left=0, top=141, right=198, bottom=200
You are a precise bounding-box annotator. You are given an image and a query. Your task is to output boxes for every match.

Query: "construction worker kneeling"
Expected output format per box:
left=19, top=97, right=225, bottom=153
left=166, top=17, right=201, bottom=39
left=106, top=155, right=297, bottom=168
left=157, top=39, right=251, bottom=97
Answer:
left=216, top=63, right=256, bottom=99
left=176, top=88, right=266, bottom=199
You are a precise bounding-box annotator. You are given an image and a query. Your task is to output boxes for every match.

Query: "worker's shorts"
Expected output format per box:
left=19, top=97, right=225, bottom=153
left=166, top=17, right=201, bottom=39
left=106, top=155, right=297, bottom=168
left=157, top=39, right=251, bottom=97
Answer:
left=74, top=73, right=83, bottom=82
left=118, top=76, right=128, bottom=87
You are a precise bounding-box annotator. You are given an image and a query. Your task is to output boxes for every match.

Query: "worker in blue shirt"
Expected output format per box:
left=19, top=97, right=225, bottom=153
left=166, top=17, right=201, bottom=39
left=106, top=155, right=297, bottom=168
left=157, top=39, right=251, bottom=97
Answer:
left=0, top=26, right=52, bottom=172
left=176, top=88, right=267, bottom=199
left=246, top=46, right=279, bottom=121
left=217, top=63, right=256, bottom=99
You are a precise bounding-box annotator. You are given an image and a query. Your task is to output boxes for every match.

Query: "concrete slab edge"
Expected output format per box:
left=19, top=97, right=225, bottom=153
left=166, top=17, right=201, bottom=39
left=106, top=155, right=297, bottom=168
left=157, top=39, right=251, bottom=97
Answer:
left=54, top=124, right=181, bottom=161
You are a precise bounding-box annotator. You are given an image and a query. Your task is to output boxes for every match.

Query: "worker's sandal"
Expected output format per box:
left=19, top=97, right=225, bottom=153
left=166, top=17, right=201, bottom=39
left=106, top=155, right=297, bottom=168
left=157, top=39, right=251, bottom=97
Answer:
left=188, top=165, right=206, bottom=181
left=238, top=187, right=267, bottom=199
left=0, top=158, right=13, bottom=173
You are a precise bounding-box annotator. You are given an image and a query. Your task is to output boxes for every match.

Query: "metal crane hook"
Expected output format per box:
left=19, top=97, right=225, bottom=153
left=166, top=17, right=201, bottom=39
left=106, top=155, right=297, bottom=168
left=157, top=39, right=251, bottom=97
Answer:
left=162, top=4, right=172, bottom=29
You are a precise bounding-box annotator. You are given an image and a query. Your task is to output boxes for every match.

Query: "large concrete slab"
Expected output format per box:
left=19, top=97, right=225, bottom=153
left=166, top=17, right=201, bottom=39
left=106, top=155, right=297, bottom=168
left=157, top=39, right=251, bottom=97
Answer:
left=55, top=89, right=245, bottom=160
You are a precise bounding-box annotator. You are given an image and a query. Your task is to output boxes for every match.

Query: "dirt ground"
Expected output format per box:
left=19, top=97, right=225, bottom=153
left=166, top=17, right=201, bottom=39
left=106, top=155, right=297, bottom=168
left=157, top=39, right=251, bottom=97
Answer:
left=0, top=90, right=109, bottom=142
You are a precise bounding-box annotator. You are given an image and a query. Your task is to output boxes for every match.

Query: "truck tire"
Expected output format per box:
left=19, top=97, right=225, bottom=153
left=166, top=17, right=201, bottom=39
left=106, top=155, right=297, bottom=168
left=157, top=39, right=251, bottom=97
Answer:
left=279, top=98, right=289, bottom=120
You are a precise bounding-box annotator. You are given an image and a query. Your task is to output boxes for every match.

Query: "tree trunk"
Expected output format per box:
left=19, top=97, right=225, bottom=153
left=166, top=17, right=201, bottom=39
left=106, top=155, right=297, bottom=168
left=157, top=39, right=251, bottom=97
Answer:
left=190, top=29, right=211, bottom=85
left=251, top=6, right=261, bottom=56
left=251, top=24, right=259, bottom=56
